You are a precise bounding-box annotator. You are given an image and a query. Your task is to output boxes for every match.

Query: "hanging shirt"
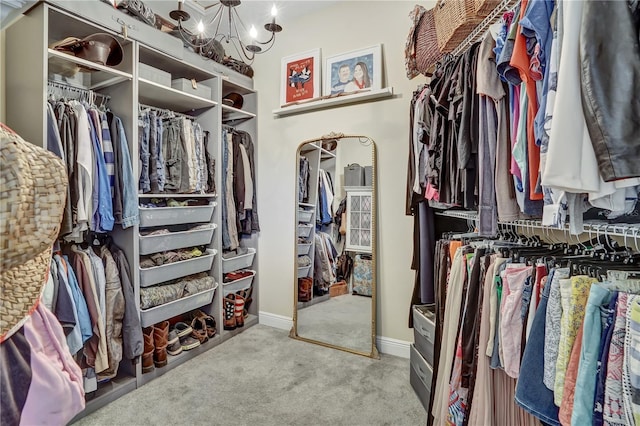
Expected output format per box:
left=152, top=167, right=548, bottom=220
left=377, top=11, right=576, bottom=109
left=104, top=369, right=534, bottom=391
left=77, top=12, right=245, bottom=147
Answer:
left=68, top=101, right=94, bottom=239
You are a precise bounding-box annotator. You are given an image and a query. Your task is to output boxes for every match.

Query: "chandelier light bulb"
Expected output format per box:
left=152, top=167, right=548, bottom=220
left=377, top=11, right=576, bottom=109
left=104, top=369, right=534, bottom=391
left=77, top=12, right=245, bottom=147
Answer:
left=197, top=20, right=205, bottom=34
left=249, top=25, right=258, bottom=40
left=271, top=4, right=278, bottom=17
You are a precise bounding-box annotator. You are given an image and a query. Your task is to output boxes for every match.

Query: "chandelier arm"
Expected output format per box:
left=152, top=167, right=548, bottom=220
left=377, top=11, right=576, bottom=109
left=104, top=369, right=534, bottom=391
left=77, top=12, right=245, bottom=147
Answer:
left=211, top=4, right=226, bottom=39
left=233, top=37, right=255, bottom=63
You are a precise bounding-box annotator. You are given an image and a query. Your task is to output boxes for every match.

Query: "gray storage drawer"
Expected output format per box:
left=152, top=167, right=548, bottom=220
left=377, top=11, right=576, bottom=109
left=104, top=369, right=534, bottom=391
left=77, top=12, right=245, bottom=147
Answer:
left=48, top=0, right=184, bottom=60
left=139, top=249, right=217, bottom=287
left=410, top=344, right=433, bottom=413
left=413, top=304, right=436, bottom=365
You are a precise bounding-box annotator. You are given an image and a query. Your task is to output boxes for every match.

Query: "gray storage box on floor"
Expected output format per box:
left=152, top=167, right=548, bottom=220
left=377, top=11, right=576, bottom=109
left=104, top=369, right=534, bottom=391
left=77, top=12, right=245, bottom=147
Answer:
left=171, top=78, right=212, bottom=100
left=139, top=249, right=217, bottom=287
left=344, top=164, right=364, bottom=187
left=413, top=304, right=436, bottom=365
left=139, top=63, right=172, bottom=87
left=140, top=284, right=218, bottom=327
left=139, top=224, right=216, bottom=255
left=139, top=202, right=216, bottom=227
left=410, top=344, right=433, bottom=413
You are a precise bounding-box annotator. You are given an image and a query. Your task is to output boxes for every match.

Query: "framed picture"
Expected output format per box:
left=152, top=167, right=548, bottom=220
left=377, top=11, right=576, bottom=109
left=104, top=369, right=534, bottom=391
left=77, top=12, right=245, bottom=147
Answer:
left=280, top=48, right=321, bottom=106
left=323, top=44, right=382, bottom=96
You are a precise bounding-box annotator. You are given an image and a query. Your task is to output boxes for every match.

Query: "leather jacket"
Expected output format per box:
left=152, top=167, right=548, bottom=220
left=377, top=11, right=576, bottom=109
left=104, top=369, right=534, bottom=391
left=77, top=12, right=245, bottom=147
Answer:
left=580, top=0, right=640, bottom=182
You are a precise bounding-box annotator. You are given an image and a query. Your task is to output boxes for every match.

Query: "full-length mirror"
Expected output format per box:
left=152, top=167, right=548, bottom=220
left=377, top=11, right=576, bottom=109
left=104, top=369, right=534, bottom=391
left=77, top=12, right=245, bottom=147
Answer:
left=290, top=133, right=378, bottom=358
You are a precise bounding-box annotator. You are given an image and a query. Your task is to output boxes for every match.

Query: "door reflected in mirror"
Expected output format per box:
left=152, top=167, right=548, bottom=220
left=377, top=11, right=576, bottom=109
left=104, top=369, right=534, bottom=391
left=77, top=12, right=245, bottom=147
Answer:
left=291, top=133, right=378, bottom=358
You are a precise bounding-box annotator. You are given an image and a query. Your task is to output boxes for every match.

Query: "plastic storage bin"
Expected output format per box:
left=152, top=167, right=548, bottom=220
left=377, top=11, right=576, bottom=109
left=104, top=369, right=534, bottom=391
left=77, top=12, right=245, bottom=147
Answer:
left=140, top=283, right=218, bottom=327
left=221, top=248, right=256, bottom=273
left=297, top=243, right=312, bottom=255
left=297, top=265, right=311, bottom=278
left=222, top=270, right=255, bottom=295
left=139, top=249, right=217, bottom=287
left=139, top=202, right=216, bottom=228
left=139, top=224, right=216, bottom=255
left=171, top=78, right=212, bottom=99
left=298, top=209, right=313, bottom=222
left=139, top=63, right=171, bottom=87
left=297, top=224, right=313, bottom=238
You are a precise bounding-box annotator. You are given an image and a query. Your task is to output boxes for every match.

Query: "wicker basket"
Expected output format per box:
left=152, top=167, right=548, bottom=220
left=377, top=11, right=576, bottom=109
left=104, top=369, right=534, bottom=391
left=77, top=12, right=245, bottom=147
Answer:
left=434, top=0, right=483, bottom=52
left=474, top=0, right=501, bottom=17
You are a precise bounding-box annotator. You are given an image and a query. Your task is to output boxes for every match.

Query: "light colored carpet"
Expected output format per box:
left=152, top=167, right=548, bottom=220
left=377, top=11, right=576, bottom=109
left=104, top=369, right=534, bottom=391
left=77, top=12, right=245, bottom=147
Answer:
left=75, top=325, right=425, bottom=426
left=297, top=293, right=372, bottom=353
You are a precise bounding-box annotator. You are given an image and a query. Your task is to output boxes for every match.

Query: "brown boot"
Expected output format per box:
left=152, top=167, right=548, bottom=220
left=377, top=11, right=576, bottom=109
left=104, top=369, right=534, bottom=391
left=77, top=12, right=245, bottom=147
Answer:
left=142, top=327, right=155, bottom=373
left=298, top=277, right=312, bottom=302
left=234, top=293, right=245, bottom=327
left=153, top=321, right=169, bottom=368
left=224, top=294, right=236, bottom=330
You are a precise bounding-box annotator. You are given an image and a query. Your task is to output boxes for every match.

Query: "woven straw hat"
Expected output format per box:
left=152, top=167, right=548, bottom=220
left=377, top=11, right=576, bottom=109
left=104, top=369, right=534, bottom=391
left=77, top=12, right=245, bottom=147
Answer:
left=0, top=125, right=68, bottom=341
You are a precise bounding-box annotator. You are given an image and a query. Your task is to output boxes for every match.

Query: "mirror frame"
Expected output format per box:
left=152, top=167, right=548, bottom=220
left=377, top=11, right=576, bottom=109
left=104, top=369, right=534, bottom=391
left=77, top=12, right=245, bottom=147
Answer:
left=289, top=132, right=380, bottom=359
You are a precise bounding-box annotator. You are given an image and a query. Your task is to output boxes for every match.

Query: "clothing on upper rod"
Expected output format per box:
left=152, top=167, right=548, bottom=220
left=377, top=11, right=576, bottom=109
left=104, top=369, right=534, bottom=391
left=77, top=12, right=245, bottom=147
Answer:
left=407, top=0, right=640, bottom=239
left=46, top=94, right=139, bottom=241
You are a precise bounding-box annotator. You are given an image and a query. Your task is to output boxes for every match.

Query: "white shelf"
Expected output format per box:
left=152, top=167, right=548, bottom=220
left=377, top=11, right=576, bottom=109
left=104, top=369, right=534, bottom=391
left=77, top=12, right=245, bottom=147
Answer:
left=272, top=87, right=394, bottom=117
left=138, top=78, right=217, bottom=112
left=222, top=104, right=256, bottom=122
left=48, top=48, right=132, bottom=89
left=221, top=77, right=255, bottom=95
left=298, top=202, right=315, bottom=208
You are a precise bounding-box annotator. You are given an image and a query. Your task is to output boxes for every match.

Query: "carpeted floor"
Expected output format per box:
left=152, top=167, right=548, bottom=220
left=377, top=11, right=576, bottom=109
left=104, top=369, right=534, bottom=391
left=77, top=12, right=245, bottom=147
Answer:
left=297, top=293, right=372, bottom=353
left=75, top=325, right=425, bottom=426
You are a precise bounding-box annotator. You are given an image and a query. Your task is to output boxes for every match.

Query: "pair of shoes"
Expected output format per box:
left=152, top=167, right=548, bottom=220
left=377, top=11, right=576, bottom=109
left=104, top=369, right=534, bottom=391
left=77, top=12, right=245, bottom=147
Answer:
left=172, top=322, right=200, bottom=351
left=189, top=310, right=217, bottom=343
left=223, top=293, right=245, bottom=330
left=167, top=329, right=182, bottom=356
left=142, top=321, right=170, bottom=373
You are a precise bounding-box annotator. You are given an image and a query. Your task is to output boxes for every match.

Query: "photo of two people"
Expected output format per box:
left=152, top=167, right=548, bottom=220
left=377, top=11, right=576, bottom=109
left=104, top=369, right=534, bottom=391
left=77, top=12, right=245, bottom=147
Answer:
left=329, top=54, right=374, bottom=95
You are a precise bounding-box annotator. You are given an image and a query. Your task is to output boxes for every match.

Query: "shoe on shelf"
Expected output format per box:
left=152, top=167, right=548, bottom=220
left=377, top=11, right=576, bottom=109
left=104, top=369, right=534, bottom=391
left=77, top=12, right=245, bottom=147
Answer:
left=142, top=327, right=155, bottom=374
left=190, top=310, right=217, bottom=339
left=190, top=315, right=209, bottom=344
left=234, top=293, right=245, bottom=328
left=173, top=322, right=193, bottom=338
left=180, top=334, right=201, bottom=351
left=224, top=294, right=237, bottom=330
left=153, top=320, right=169, bottom=368
left=167, top=330, right=182, bottom=356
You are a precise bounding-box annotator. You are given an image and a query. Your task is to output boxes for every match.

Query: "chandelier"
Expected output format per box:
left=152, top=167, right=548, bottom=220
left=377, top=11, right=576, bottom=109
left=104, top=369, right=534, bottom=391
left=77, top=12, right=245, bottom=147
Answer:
left=170, top=0, right=282, bottom=64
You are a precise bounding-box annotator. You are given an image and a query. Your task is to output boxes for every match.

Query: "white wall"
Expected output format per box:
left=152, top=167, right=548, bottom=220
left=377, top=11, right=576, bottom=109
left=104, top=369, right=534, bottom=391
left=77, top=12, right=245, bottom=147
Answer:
left=253, top=1, right=430, bottom=343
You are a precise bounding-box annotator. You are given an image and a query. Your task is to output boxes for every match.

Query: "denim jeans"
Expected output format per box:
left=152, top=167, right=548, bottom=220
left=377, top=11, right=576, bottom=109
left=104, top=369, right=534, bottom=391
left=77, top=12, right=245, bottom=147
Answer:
left=138, top=111, right=150, bottom=193
left=514, top=269, right=560, bottom=426
left=148, top=110, right=165, bottom=192
left=114, top=116, right=140, bottom=228
left=163, top=119, right=183, bottom=192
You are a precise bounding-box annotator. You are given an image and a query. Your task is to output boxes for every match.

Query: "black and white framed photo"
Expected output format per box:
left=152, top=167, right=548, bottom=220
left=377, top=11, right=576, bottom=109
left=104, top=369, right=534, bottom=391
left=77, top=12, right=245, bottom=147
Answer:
left=323, top=44, right=382, bottom=96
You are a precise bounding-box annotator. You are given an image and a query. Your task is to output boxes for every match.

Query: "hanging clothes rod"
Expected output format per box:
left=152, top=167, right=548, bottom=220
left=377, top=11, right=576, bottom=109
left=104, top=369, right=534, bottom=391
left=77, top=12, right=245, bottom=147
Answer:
left=450, top=0, right=520, bottom=57
left=435, top=210, right=640, bottom=238
left=47, top=80, right=111, bottom=103
left=138, top=103, right=195, bottom=121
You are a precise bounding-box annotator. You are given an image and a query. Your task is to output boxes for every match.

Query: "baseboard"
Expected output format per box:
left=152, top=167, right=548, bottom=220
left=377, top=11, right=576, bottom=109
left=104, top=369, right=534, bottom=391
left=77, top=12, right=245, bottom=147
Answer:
left=376, top=336, right=411, bottom=359
left=258, top=311, right=293, bottom=331
left=259, top=311, right=411, bottom=358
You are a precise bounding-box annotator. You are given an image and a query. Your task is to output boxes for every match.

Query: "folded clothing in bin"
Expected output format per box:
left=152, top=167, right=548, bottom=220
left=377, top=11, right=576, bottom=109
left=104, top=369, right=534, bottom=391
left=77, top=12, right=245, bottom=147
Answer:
left=223, top=269, right=253, bottom=283
left=140, top=246, right=206, bottom=268
left=222, top=246, right=249, bottom=259
left=140, top=272, right=215, bottom=309
left=139, top=198, right=211, bottom=208
left=297, top=255, right=311, bottom=267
